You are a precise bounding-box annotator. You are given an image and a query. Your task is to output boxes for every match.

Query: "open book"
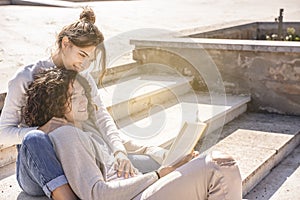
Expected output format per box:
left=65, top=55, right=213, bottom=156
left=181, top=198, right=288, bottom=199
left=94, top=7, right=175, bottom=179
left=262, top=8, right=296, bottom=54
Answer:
left=161, top=122, right=207, bottom=166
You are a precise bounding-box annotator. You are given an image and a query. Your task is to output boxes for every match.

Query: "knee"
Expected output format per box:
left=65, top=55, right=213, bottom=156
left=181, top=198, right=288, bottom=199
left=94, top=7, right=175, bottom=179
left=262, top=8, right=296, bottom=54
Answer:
left=208, top=151, right=236, bottom=167
left=22, top=130, right=51, bottom=148
left=206, top=151, right=242, bottom=199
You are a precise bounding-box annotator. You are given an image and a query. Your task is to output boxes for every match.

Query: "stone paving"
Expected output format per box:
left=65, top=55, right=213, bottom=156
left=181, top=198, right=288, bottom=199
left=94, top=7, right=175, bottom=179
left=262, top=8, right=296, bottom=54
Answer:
left=1, top=0, right=300, bottom=92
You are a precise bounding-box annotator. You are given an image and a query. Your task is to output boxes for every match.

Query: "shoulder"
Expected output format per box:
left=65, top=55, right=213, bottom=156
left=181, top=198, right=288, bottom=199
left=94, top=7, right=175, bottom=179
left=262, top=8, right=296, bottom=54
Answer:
left=9, top=58, right=55, bottom=85
left=50, top=125, right=91, bottom=142
left=51, top=125, right=82, bottom=134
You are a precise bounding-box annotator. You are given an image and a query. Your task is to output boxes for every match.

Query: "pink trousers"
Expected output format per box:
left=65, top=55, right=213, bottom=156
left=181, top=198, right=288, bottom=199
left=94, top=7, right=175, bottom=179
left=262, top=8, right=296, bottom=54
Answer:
left=134, top=151, right=242, bottom=200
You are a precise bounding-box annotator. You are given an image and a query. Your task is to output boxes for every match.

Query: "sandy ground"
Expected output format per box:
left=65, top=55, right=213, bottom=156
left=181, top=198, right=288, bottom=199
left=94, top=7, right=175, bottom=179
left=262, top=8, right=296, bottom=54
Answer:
left=0, top=0, right=300, bottom=93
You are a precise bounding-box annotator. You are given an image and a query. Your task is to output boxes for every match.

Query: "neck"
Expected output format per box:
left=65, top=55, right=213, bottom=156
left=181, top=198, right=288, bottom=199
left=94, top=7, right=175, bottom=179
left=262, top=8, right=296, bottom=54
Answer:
left=51, top=49, right=64, bottom=68
left=74, top=121, right=83, bottom=130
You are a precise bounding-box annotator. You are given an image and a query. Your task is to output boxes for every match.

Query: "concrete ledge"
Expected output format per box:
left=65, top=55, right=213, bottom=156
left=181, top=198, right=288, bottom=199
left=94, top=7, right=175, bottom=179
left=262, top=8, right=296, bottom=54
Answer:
left=131, top=38, right=300, bottom=115
left=205, top=129, right=300, bottom=196
left=101, top=75, right=193, bottom=121
left=245, top=145, right=300, bottom=199
left=0, top=145, right=17, bottom=167
left=131, top=38, right=300, bottom=53
left=186, top=22, right=300, bottom=41
left=92, top=62, right=139, bottom=86
left=0, top=0, right=10, bottom=5
left=119, top=92, right=250, bottom=148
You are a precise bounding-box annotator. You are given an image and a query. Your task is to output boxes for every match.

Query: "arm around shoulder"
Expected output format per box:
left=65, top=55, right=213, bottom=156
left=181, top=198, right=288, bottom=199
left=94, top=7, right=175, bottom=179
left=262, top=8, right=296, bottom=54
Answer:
left=0, top=67, right=38, bottom=145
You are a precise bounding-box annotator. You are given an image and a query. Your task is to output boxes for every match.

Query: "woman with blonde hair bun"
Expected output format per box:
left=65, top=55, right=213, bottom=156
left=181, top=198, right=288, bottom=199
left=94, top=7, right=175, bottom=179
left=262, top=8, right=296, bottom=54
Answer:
left=0, top=7, right=150, bottom=199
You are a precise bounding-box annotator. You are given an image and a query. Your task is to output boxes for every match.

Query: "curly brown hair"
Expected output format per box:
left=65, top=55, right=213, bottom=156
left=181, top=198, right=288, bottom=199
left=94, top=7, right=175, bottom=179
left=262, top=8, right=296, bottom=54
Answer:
left=23, top=68, right=94, bottom=127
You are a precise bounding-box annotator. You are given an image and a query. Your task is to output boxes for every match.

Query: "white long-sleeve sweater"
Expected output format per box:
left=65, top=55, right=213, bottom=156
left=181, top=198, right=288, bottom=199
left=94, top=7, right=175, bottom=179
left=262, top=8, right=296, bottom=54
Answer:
left=0, top=58, right=126, bottom=154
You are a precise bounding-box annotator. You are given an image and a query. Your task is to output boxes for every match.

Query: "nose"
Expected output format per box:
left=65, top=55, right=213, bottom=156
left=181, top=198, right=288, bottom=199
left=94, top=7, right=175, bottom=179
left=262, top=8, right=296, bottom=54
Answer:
left=79, top=95, right=88, bottom=106
left=81, top=58, right=92, bottom=70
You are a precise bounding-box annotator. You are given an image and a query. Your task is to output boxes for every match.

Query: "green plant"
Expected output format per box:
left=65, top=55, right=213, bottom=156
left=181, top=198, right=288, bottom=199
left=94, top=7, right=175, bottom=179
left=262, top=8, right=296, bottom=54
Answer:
left=265, top=27, right=300, bottom=41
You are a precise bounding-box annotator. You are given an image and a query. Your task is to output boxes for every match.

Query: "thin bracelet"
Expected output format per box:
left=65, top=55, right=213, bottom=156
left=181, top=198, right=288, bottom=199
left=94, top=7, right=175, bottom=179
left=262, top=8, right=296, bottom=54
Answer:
left=155, top=170, right=160, bottom=179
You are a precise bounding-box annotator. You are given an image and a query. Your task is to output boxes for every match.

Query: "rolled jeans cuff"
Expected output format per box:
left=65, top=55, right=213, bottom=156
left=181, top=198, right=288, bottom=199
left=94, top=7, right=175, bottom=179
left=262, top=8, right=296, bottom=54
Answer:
left=42, top=175, right=68, bottom=198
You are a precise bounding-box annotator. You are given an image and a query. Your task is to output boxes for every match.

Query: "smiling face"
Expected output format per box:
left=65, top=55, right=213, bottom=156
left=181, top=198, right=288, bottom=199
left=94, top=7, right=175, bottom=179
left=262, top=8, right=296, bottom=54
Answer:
left=64, top=80, right=89, bottom=127
left=61, top=37, right=96, bottom=72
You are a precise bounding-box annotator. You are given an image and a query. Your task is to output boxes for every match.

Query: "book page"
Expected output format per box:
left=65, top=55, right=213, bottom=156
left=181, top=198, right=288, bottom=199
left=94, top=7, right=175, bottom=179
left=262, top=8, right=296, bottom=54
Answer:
left=161, top=122, right=207, bottom=166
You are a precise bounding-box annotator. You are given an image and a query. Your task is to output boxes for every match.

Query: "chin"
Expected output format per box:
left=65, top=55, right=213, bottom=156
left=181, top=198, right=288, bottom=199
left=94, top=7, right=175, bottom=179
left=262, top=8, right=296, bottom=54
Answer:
left=82, top=115, right=89, bottom=121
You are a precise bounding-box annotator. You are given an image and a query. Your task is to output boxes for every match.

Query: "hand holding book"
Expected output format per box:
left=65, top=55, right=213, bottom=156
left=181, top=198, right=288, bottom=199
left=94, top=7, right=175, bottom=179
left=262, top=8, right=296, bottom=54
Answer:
left=156, top=151, right=199, bottom=178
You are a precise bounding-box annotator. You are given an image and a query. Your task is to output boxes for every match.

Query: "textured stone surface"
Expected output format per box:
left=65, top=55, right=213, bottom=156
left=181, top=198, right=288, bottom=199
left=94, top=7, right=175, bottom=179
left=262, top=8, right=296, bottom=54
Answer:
left=205, top=129, right=299, bottom=196
left=196, top=112, right=300, bottom=197
left=0, top=173, right=48, bottom=200
left=131, top=39, right=300, bottom=115
left=245, top=145, right=300, bottom=200
left=0, top=145, right=17, bottom=168
left=188, top=22, right=300, bottom=41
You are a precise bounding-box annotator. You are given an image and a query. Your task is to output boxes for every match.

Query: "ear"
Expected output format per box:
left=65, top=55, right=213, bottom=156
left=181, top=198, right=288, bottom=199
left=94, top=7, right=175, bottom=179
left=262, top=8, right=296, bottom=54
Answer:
left=62, top=36, right=70, bottom=49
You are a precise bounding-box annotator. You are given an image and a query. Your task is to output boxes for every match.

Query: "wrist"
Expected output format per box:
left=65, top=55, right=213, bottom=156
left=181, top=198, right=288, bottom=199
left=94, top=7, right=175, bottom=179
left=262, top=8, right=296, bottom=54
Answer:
left=157, top=166, right=174, bottom=179
left=114, top=150, right=127, bottom=157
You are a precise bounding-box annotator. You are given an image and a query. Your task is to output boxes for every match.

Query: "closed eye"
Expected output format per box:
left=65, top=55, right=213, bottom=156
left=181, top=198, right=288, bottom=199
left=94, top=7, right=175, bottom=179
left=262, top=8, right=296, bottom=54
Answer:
left=79, top=52, right=86, bottom=58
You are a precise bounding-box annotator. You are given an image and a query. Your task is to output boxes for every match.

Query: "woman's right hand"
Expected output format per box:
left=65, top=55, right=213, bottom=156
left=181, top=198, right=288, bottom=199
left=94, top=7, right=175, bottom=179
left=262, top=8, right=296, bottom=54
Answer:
left=157, top=151, right=199, bottom=178
left=38, top=117, right=69, bottom=134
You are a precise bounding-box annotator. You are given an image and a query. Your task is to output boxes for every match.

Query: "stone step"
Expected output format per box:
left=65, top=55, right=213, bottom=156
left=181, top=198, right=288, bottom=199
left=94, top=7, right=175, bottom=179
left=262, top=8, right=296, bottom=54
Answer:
left=0, top=145, right=17, bottom=168
left=118, top=91, right=250, bottom=148
left=91, top=62, right=139, bottom=86
left=244, top=144, right=300, bottom=200
left=1, top=113, right=298, bottom=200
left=101, top=74, right=193, bottom=121
left=204, top=128, right=300, bottom=197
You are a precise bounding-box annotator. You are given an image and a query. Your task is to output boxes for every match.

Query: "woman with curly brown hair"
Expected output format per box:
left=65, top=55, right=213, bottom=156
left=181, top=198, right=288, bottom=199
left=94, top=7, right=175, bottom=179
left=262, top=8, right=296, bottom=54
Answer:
left=23, top=68, right=242, bottom=200
left=0, top=7, right=144, bottom=200
left=22, top=69, right=93, bottom=128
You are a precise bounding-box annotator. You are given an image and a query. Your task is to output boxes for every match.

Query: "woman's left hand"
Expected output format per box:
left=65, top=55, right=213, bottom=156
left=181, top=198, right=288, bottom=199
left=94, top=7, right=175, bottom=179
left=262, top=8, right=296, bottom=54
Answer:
left=157, top=150, right=200, bottom=178
left=114, top=151, right=138, bottom=178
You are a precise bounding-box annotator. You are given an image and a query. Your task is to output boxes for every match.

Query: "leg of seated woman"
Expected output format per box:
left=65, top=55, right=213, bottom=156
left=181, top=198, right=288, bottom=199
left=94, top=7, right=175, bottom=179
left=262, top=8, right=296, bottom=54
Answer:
left=128, top=154, right=160, bottom=174
left=134, top=151, right=242, bottom=200
left=16, top=130, right=77, bottom=199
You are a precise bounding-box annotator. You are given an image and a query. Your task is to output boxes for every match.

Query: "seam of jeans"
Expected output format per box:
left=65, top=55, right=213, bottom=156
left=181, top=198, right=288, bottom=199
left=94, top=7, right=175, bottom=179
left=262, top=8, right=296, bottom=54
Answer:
left=23, top=142, right=47, bottom=185
left=42, top=184, right=52, bottom=199
left=45, top=175, right=68, bottom=192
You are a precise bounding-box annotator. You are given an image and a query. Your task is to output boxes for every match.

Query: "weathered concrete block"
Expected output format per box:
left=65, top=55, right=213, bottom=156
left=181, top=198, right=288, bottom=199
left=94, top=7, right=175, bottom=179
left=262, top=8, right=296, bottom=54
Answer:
left=131, top=38, right=300, bottom=115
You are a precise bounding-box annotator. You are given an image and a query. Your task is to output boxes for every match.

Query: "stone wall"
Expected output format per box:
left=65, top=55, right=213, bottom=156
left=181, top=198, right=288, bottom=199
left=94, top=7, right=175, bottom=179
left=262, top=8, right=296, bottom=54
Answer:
left=188, top=22, right=300, bottom=40
left=206, top=49, right=300, bottom=114
left=131, top=38, right=300, bottom=115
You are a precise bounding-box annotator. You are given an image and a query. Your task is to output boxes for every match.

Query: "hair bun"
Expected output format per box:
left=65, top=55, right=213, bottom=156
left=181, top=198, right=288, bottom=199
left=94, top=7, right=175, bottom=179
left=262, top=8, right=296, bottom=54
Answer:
left=80, top=7, right=96, bottom=24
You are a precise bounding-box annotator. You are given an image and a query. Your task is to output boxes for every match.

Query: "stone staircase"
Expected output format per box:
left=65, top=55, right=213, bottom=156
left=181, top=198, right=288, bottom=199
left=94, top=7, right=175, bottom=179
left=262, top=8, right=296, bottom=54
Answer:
left=0, top=59, right=299, bottom=199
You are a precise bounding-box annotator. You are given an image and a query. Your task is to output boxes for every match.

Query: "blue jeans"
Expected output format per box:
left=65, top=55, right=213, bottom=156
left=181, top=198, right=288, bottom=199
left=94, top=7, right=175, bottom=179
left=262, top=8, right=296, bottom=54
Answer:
left=16, top=130, right=68, bottom=199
